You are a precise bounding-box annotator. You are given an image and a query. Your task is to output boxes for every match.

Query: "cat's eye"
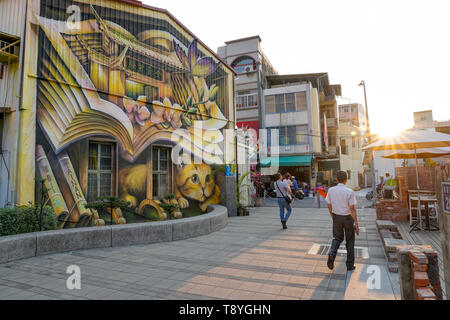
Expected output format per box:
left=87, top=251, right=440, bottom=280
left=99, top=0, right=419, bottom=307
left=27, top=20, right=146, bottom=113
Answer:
left=192, top=174, right=199, bottom=183
left=205, top=175, right=211, bottom=182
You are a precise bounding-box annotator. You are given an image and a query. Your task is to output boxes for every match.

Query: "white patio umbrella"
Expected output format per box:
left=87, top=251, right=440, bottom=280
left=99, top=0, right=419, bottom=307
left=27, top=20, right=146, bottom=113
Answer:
left=363, top=129, right=450, bottom=229
left=381, top=147, right=450, bottom=159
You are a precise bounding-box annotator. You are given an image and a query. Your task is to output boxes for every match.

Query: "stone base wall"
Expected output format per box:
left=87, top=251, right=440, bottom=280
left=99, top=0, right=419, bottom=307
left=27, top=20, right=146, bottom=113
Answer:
left=0, top=205, right=228, bottom=264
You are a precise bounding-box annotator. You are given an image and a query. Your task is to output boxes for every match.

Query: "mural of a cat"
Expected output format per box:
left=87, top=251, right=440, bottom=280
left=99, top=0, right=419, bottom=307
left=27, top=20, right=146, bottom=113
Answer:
left=174, top=162, right=220, bottom=213
left=119, top=161, right=220, bottom=214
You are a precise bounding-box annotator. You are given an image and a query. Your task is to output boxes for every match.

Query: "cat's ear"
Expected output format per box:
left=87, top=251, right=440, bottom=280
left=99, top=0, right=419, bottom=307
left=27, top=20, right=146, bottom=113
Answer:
left=176, top=152, right=192, bottom=169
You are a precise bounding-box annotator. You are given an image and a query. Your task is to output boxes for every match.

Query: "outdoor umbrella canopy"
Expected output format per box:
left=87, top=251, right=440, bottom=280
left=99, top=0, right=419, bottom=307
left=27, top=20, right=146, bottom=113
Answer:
left=381, top=147, right=450, bottom=159
left=363, top=129, right=450, bottom=230
left=362, top=129, right=450, bottom=152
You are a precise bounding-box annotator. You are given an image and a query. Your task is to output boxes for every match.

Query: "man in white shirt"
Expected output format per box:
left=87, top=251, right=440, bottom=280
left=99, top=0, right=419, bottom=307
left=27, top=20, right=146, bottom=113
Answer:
left=325, top=171, right=359, bottom=271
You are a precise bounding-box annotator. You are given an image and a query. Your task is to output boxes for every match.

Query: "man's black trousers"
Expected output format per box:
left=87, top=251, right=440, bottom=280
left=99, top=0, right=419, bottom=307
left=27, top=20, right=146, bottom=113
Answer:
left=329, top=214, right=355, bottom=268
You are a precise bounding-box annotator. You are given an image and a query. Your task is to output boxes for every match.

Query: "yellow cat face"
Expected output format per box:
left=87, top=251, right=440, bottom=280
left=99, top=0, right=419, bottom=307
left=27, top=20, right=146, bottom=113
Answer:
left=175, top=163, right=215, bottom=202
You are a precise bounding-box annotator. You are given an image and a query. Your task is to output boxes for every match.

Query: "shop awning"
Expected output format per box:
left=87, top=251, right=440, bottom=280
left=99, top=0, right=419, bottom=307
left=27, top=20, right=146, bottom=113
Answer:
left=260, top=155, right=312, bottom=167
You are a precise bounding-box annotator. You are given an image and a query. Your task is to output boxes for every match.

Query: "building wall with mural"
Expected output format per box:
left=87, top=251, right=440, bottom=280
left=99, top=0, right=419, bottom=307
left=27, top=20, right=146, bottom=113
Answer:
left=1, top=0, right=235, bottom=228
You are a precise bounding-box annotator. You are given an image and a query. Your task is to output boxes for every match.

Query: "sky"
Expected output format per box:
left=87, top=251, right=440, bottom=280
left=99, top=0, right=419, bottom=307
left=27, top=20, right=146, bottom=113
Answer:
left=143, top=0, right=450, bottom=136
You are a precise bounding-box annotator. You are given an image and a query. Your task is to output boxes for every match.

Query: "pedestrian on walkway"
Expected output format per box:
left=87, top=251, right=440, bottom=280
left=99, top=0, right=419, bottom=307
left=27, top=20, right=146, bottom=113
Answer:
left=274, top=173, right=292, bottom=230
left=325, top=171, right=359, bottom=271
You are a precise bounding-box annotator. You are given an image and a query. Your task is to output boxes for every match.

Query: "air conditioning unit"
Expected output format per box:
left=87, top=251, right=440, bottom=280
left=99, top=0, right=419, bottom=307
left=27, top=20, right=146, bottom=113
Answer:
left=245, top=64, right=256, bottom=73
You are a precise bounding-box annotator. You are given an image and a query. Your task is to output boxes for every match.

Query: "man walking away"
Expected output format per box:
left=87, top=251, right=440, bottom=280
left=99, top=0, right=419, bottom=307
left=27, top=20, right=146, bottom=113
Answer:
left=325, top=171, right=359, bottom=271
left=274, top=173, right=292, bottom=230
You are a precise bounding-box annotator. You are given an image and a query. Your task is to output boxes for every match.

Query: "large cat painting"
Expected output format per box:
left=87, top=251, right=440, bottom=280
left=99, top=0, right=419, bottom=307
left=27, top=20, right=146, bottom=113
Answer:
left=174, top=162, right=220, bottom=213
left=119, top=161, right=220, bottom=214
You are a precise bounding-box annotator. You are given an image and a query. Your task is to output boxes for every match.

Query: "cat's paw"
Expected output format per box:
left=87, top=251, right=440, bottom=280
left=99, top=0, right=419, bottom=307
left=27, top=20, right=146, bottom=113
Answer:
left=177, top=197, right=189, bottom=209
left=199, top=202, right=208, bottom=213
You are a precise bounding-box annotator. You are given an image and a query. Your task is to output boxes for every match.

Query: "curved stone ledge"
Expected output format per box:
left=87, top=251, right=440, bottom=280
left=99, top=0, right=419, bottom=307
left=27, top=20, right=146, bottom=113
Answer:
left=0, top=205, right=227, bottom=264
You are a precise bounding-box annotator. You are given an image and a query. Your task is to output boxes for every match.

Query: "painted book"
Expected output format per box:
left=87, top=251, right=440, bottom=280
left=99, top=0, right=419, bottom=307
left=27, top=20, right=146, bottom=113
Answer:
left=36, top=8, right=229, bottom=164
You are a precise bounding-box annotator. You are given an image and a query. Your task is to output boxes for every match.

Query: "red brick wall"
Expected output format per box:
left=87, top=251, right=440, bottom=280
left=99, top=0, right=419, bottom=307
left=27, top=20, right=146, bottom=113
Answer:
left=395, top=167, right=436, bottom=192
left=376, top=199, right=409, bottom=221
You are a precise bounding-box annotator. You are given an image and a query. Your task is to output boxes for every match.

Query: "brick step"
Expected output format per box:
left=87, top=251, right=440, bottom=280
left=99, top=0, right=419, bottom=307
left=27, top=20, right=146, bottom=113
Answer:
left=376, top=220, right=398, bottom=231
left=383, top=238, right=409, bottom=252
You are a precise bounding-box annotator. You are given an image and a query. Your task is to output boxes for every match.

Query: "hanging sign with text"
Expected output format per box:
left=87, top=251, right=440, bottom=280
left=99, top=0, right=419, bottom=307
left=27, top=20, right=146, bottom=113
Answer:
left=443, top=182, right=450, bottom=214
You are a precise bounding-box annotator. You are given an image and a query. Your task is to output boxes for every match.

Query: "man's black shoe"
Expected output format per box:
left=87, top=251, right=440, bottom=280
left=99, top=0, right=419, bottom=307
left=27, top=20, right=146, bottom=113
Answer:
left=282, top=221, right=287, bottom=230
left=327, top=255, right=335, bottom=270
left=347, top=265, right=356, bottom=271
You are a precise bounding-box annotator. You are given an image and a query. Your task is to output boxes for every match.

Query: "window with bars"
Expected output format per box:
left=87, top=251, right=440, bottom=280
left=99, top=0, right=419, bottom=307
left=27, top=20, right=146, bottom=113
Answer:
left=152, top=147, right=171, bottom=199
left=267, top=125, right=309, bottom=146
left=236, top=91, right=258, bottom=109
left=266, top=91, right=308, bottom=113
left=87, top=142, right=114, bottom=202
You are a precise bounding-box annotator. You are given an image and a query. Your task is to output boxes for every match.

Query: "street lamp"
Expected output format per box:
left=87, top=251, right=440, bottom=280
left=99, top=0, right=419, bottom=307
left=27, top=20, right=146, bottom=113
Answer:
left=359, top=80, right=377, bottom=206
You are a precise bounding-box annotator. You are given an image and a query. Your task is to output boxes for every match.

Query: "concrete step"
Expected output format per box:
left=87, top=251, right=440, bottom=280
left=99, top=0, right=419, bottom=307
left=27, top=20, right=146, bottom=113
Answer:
left=384, top=238, right=409, bottom=252
left=387, top=252, right=398, bottom=262
left=387, top=262, right=399, bottom=273
left=376, top=220, right=398, bottom=231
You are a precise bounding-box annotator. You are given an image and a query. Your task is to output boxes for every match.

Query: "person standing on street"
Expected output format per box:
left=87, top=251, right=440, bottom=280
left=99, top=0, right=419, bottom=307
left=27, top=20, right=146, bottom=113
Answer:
left=274, top=173, right=292, bottom=230
left=325, top=171, right=359, bottom=271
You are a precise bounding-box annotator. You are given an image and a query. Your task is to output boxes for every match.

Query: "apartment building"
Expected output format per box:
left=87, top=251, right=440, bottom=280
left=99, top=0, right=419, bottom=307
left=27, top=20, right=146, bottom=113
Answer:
left=217, top=36, right=277, bottom=136
left=338, top=103, right=367, bottom=189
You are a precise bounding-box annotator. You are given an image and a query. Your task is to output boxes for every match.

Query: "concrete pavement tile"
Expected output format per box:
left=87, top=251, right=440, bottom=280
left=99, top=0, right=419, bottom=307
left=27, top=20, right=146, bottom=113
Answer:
left=218, top=278, right=244, bottom=289
left=151, top=279, right=180, bottom=290
left=232, top=290, right=256, bottom=300
left=250, top=271, right=273, bottom=280
left=277, top=295, right=298, bottom=300
left=268, top=273, right=291, bottom=283
left=209, top=287, right=235, bottom=299
left=237, top=281, right=263, bottom=292
left=187, top=284, right=216, bottom=296
left=259, top=283, right=283, bottom=295
left=252, top=293, right=278, bottom=300
left=279, top=286, right=305, bottom=298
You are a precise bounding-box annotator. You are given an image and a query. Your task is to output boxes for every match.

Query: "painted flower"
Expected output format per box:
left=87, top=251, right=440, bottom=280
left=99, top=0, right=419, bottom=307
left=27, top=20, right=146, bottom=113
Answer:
left=173, top=39, right=220, bottom=77
left=123, top=96, right=151, bottom=126
left=151, top=98, right=183, bottom=129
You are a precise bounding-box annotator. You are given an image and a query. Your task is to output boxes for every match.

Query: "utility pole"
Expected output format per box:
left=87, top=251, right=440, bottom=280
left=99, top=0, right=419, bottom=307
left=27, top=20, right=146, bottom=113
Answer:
left=359, top=80, right=376, bottom=206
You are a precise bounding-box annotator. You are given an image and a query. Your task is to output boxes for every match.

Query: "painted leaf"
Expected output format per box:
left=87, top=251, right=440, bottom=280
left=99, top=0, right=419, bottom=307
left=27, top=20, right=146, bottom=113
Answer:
left=192, top=57, right=219, bottom=77
left=188, top=39, right=198, bottom=70
left=173, top=40, right=189, bottom=70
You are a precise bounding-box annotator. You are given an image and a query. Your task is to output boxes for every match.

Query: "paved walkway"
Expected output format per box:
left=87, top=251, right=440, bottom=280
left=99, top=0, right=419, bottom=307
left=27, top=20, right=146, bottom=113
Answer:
left=0, top=206, right=399, bottom=300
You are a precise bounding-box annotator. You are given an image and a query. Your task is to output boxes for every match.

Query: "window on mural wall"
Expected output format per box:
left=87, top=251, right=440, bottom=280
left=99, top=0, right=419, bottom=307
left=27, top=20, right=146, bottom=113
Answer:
left=266, top=91, right=308, bottom=113
left=152, top=147, right=171, bottom=199
left=87, top=142, right=114, bottom=202
left=236, top=90, right=258, bottom=109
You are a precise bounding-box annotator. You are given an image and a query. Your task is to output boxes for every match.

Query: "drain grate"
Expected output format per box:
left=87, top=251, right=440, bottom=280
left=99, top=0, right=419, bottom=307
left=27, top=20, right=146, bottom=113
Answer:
left=308, top=243, right=369, bottom=259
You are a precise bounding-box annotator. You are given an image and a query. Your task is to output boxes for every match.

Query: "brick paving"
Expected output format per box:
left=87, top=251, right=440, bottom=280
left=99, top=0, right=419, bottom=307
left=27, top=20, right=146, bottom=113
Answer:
left=0, top=205, right=399, bottom=300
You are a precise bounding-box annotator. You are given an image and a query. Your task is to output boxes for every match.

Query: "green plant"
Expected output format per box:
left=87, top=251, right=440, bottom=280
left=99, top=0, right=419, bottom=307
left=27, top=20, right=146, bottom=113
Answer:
left=236, top=171, right=252, bottom=203
left=85, top=196, right=130, bottom=225
left=163, top=194, right=176, bottom=201
left=0, top=205, right=57, bottom=237
left=159, top=202, right=180, bottom=220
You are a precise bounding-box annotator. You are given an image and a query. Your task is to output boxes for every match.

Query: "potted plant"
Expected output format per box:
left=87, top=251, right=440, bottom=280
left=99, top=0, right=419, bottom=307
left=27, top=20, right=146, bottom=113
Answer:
left=237, top=202, right=246, bottom=216
left=252, top=193, right=261, bottom=207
